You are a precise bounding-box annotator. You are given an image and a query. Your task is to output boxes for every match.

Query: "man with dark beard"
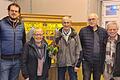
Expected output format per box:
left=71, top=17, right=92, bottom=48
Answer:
left=0, top=3, right=26, bottom=80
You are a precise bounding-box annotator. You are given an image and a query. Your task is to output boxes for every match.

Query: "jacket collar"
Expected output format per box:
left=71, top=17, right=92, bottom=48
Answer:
left=59, top=27, right=77, bottom=38
left=116, top=34, right=120, bottom=44
left=3, top=16, right=22, bottom=26
left=87, top=25, right=99, bottom=31
left=28, top=37, right=47, bottom=60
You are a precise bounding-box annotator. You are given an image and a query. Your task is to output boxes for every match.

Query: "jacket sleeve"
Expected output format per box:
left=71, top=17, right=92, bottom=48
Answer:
left=22, top=23, right=26, bottom=46
left=75, top=30, right=83, bottom=68
left=75, top=34, right=82, bottom=67
left=44, top=43, right=51, bottom=69
left=21, top=43, right=29, bottom=79
left=0, top=21, right=1, bottom=59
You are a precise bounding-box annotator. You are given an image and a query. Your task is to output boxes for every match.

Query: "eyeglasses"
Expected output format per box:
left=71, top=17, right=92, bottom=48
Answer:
left=63, top=22, right=70, bottom=24
left=88, top=18, right=96, bottom=21
left=108, top=29, right=118, bottom=31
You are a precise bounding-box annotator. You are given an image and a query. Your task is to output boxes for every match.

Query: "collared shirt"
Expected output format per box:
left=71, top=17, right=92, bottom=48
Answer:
left=62, top=28, right=71, bottom=42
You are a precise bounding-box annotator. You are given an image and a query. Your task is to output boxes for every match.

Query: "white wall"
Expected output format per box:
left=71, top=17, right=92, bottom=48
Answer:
left=17, top=0, right=31, bottom=13
left=0, top=0, right=12, bottom=19
left=33, top=0, right=88, bottom=22
left=17, top=0, right=100, bottom=22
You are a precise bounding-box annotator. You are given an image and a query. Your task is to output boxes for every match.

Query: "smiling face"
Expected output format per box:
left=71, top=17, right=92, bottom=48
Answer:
left=8, top=5, right=20, bottom=20
left=33, top=29, right=44, bottom=42
left=107, top=22, right=118, bottom=38
left=88, top=13, right=98, bottom=27
left=62, top=16, right=72, bottom=31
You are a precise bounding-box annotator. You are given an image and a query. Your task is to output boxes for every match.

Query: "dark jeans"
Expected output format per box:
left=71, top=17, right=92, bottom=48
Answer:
left=82, top=60, right=102, bottom=80
left=58, top=66, right=77, bottom=80
left=37, top=76, right=48, bottom=80
left=0, top=59, right=20, bottom=80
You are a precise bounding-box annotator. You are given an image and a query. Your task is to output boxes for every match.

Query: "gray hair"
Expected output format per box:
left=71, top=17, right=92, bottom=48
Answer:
left=106, top=21, right=118, bottom=30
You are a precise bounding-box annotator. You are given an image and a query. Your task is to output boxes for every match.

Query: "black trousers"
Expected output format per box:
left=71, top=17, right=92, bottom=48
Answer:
left=29, top=75, right=48, bottom=80
left=82, top=60, right=102, bottom=80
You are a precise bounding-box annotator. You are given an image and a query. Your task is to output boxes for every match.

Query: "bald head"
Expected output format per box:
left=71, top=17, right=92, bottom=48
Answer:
left=88, top=13, right=99, bottom=27
left=88, top=13, right=98, bottom=19
left=62, top=16, right=72, bottom=31
left=62, top=16, right=72, bottom=22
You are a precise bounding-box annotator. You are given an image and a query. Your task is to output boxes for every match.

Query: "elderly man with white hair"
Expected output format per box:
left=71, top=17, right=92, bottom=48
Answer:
left=104, top=21, right=120, bottom=80
left=55, top=16, right=82, bottom=80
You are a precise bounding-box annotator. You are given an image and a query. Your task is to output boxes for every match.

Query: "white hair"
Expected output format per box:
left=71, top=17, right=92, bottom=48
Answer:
left=106, top=21, right=118, bottom=30
left=26, top=28, right=44, bottom=41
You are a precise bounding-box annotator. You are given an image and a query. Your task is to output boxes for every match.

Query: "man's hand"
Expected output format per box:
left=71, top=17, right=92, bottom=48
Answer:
left=74, top=67, right=79, bottom=72
left=25, top=78, right=29, bottom=80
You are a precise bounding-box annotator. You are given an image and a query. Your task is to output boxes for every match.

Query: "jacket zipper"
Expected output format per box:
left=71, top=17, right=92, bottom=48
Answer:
left=13, top=22, right=16, bottom=54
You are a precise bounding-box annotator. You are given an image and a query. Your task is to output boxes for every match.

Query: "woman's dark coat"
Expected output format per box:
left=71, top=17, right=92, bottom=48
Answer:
left=21, top=38, right=51, bottom=80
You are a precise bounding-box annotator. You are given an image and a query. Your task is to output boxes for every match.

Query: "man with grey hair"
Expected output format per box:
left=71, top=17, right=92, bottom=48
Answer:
left=104, top=21, right=120, bottom=80
left=78, top=13, right=108, bottom=80
left=55, top=16, right=82, bottom=80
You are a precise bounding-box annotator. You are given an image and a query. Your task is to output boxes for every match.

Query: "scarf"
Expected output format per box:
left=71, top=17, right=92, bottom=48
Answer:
left=105, top=37, right=116, bottom=74
left=36, top=41, right=46, bottom=76
left=62, top=28, right=71, bottom=41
